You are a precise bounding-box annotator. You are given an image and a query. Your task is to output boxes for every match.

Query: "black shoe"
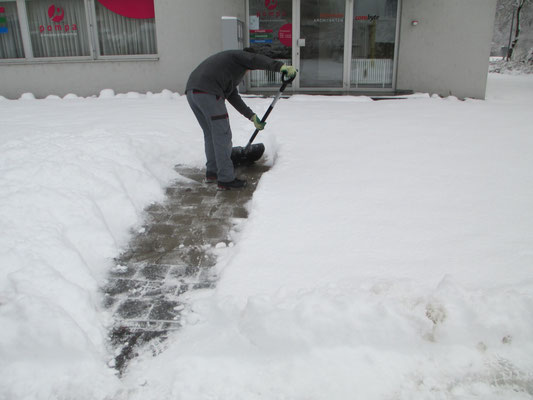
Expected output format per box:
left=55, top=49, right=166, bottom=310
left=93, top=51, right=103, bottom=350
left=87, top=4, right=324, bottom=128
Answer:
left=204, top=172, right=217, bottom=184
left=217, top=178, right=247, bottom=190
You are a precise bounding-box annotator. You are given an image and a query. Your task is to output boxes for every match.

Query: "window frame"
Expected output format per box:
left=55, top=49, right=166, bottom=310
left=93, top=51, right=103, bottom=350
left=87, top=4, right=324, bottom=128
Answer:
left=0, top=0, right=158, bottom=64
left=0, top=0, right=28, bottom=61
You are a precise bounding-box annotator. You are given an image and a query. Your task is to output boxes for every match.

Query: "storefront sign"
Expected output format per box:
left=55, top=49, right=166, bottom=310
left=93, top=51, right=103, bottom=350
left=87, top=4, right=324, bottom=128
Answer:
left=250, top=29, right=273, bottom=44
left=278, top=23, right=292, bottom=47
left=256, top=10, right=287, bottom=18
left=265, top=0, right=278, bottom=10
left=96, top=0, right=154, bottom=19
left=314, top=12, right=344, bottom=23
left=48, top=5, right=64, bottom=22
left=255, top=0, right=287, bottom=20
left=39, top=24, right=77, bottom=34
left=0, top=7, right=6, bottom=34
left=39, top=5, right=78, bottom=36
left=250, top=29, right=273, bottom=38
left=355, top=15, right=380, bottom=21
left=256, top=0, right=287, bottom=19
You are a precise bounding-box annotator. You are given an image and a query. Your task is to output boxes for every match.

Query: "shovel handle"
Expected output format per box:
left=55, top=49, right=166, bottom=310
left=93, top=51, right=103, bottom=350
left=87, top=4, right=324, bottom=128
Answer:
left=245, top=71, right=295, bottom=151
left=281, top=71, right=296, bottom=87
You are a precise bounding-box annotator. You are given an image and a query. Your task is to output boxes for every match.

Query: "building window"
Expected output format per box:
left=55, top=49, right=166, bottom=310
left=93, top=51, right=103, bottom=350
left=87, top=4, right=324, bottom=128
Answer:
left=0, top=2, right=25, bottom=59
left=95, top=0, right=157, bottom=56
left=25, top=0, right=90, bottom=57
left=248, top=0, right=292, bottom=87
left=0, top=0, right=157, bottom=61
left=351, top=0, right=398, bottom=88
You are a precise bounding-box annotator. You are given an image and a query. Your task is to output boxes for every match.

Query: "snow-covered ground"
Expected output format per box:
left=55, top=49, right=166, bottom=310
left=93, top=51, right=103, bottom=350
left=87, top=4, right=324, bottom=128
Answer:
left=489, top=57, right=533, bottom=75
left=1, top=75, right=532, bottom=400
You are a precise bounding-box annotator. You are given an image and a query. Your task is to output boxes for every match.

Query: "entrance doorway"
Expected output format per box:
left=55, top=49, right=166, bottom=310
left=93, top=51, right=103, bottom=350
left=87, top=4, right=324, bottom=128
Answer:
left=247, top=0, right=399, bottom=91
left=299, top=0, right=346, bottom=88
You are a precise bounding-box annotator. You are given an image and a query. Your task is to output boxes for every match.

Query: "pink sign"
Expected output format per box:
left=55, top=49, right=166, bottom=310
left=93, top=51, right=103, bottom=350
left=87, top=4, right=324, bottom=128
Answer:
left=48, top=5, right=65, bottom=22
left=96, top=0, right=155, bottom=19
left=278, top=23, right=292, bottom=47
left=265, top=0, right=278, bottom=10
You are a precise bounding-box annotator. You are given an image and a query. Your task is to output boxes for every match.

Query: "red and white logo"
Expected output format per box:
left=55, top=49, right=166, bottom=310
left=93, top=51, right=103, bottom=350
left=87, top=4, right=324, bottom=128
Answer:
left=40, top=4, right=77, bottom=34
left=47, top=5, right=64, bottom=22
left=265, top=0, right=278, bottom=10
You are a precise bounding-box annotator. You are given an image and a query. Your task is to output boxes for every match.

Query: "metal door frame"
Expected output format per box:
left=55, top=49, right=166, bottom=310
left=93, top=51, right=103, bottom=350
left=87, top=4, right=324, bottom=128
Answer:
left=292, top=0, right=354, bottom=91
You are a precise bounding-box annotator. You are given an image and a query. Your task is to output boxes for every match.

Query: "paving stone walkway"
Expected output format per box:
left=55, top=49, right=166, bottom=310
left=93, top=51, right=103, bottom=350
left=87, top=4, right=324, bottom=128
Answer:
left=102, top=163, right=269, bottom=374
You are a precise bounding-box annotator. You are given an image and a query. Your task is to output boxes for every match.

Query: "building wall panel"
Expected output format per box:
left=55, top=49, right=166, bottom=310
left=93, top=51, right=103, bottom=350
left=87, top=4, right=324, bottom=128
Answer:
left=396, top=0, right=497, bottom=99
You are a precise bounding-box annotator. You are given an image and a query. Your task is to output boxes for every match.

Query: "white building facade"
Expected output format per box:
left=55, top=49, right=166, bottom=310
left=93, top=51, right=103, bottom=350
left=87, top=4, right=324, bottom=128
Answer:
left=0, top=0, right=497, bottom=99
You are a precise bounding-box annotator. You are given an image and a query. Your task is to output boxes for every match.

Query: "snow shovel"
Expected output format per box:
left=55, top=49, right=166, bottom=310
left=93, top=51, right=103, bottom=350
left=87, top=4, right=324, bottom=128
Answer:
left=231, top=72, right=296, bottom=166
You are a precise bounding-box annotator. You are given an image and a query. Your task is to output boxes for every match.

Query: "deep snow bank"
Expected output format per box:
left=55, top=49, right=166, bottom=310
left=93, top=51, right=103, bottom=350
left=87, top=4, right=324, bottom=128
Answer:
left=0, top=90, right=203, bottom=399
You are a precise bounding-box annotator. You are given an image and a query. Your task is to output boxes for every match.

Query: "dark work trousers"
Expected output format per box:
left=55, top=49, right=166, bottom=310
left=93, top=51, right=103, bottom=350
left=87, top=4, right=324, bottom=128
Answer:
left=186, top=91, right=235, bottom=182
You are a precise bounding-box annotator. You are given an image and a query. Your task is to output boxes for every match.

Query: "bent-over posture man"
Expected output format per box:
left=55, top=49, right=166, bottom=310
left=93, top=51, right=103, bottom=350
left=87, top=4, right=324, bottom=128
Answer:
left=186, top=48, right=296, bottom=190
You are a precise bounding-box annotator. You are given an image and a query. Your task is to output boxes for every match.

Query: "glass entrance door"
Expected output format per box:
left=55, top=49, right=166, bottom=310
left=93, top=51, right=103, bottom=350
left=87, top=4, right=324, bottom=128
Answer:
left=299, top=0, right=346, bottom=88
left=246, top=0, right=399, bottom=90
left=351, top=0, right=398, bottom=88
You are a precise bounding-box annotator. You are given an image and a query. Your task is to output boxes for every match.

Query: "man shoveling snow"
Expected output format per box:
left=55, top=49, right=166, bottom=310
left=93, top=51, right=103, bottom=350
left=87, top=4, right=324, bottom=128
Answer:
left=186, top=48, right=296, bottom=190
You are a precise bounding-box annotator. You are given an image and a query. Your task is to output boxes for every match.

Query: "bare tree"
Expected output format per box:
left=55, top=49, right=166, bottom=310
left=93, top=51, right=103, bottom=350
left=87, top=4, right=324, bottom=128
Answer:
left=506, top=0, right=532, bottom=60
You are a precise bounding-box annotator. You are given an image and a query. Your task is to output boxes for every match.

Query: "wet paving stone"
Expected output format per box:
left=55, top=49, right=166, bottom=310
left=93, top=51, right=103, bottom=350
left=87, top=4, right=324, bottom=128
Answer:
left=148, top=300, right=182, bottom=321
left=115, top=299, right=153, bottom=319
left=103, top=162, right=270, bottom=375
left=139, top=264, right=170, bottom=281
left=104, top=278, right=145, bottom=297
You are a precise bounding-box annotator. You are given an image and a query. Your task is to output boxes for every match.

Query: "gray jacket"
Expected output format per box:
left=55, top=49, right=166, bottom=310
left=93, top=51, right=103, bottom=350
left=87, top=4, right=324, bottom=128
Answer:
left=186, top=50, right=284, bottom=119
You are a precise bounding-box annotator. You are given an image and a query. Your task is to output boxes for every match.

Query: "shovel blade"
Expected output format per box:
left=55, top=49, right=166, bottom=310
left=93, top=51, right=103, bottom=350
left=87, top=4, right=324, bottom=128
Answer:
left=231, top=143, right=265, bottom=166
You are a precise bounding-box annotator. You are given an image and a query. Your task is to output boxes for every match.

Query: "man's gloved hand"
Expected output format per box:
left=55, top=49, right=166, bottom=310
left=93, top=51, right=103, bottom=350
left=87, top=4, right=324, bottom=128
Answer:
left=250, top=114, right=266, bottom=130
left=280, top=64, right=297, bottom=78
